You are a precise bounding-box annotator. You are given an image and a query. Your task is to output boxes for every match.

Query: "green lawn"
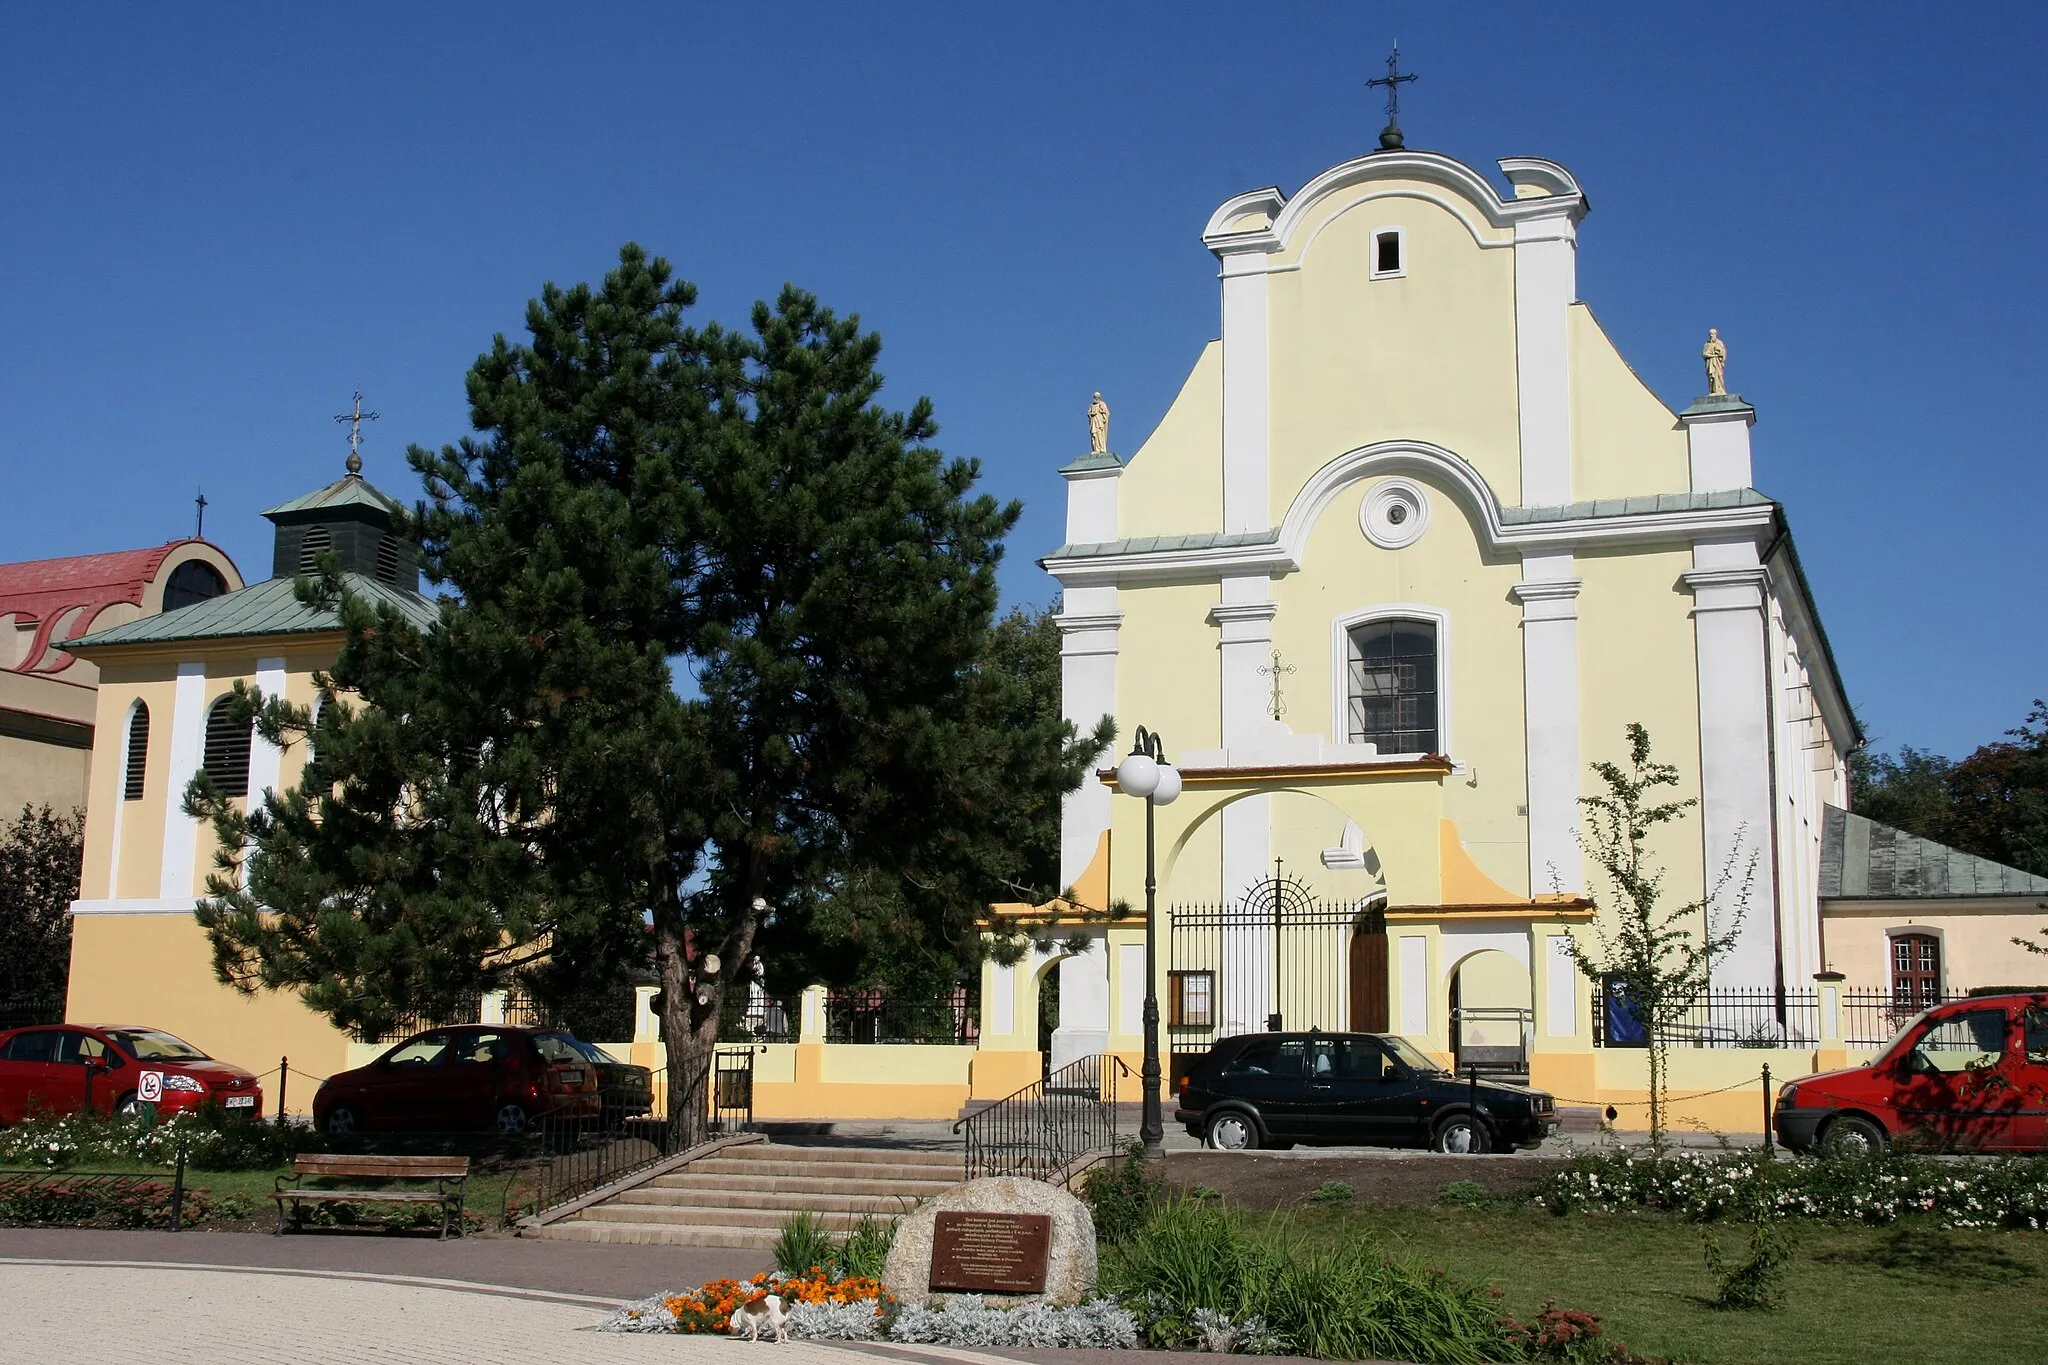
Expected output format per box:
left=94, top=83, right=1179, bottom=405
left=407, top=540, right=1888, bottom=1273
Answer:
left=53, top=1162, right=532, bottom=1229
left=1277, top=1202, right=2048, bottom=1365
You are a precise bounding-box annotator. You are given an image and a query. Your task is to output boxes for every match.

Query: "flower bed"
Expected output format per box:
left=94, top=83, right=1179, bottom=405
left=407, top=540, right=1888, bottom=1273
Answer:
left=1531, top=1146, right=2048, bottom=1230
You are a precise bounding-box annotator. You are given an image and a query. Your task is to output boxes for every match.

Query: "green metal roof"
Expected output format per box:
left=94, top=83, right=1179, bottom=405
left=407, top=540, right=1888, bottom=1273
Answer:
left=1498, top=488, right=1772, bottom=524
left=1044, top=529, right=1279, bottom=560
left=1056, top=450, right=1125, bottom=475
left=1820, top=806, right=2048, bottom=899
left=261, top=472, right=406, bottom=520
left=71, top=573, right=437, bottom=650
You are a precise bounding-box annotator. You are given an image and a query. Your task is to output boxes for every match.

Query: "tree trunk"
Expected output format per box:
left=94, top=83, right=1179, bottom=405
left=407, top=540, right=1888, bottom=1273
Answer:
left=657, top=921, right=719, bottom=1152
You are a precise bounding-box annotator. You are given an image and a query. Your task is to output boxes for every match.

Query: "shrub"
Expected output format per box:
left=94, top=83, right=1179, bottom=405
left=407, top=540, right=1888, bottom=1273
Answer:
left=1702, top=1220, right=1790, bottom=1311
left=1438, top=1179, right=1491, bottom=1209
left=772, top=1211, right=838, bottom=1277
left=1258, top=1240, right=1512, bottom=1364
left=836, top=1214, right=895, bottom=1280
left=1502, top=1301, right=1639, bottom=1364
left=597, top=1271, right=895, bottom=1338
left=0, top=1177, right=205, bottom=1229
left=1306, top=1179, right=1354, bottom=1205
left=1104, top=1196, right=1278, bottom=1342
left=1079, top=1140, right=1163, bottom=1242
left=0, top=1108, right=311, bottom=1173
left=892, top=1295, right=1138, bottom=1349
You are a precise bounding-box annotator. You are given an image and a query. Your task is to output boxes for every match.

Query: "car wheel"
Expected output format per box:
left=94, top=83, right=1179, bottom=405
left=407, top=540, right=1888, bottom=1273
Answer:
left=1204, top=1112, right=1260, bottom=1151
left=493, top=1102, right=530, bottom=1137
left=115, top=1092, right=138, bottom=1117
left=1819, top=1113, right=1887, bottom=1158
left=324, top=1104, right=360, bottom=1137
left=1432, top=1113, right=1491, bottom=1155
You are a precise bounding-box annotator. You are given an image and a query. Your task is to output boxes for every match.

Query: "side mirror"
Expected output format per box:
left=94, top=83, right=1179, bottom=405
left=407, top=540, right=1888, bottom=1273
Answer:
left=1382, top=1064, right=1401, bottom=1083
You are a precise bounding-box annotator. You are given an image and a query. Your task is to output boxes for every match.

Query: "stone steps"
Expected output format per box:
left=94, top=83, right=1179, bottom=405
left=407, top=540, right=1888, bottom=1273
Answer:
left=528, top=1140, right=962, bottom=1248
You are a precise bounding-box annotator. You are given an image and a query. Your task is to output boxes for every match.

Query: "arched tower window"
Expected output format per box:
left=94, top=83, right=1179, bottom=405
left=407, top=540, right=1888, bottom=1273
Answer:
left=1891, top=933, right=1941, bottom=1010
left=122, top=702, right=150, bottom=801
left=1345, top=619, right=1438, bottom=754
left=297, top=526, right=332, bottom=575
left=202, top=695, right=252, bottom=798
left=162, top=561, right=227, bottom=611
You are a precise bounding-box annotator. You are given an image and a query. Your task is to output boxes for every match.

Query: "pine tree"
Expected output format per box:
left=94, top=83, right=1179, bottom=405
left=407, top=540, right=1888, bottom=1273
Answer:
left=0, top=804, right=84, bottom=1004
left=190, top=246, right=1109, bottom=1143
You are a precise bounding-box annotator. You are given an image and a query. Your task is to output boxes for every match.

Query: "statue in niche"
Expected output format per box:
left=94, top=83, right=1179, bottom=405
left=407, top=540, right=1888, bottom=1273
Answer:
left=1702, top=328, right=1728, bottom=396
left=1088, top=392, right=1110, bottom=454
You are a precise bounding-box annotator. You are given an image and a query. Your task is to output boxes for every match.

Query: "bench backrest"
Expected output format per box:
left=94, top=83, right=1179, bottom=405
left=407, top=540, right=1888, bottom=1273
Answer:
left=291, top=1153, right=470, bottom=1179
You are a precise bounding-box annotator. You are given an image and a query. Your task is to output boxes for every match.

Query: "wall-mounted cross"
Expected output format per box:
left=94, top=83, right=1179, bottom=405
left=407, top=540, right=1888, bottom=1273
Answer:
left=333, top=390, right=380, bottom=475
left=1258, top=648, right=1296, bottom=721
left=1365, top=42, right=1418, bottom=150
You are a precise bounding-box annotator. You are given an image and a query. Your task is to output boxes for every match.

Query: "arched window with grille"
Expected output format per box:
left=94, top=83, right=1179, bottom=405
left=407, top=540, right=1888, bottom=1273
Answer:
left=162, top=561, right=227, bottom=611
left=122, top=702, right=149, bottom=801
left=202, top=695, right=252, bottom=798
left=297, top=525, right=332, bottom=575
left=1345, top=618, right=1439, bottom=755
left=1891, top=933, right=1941, bottom=1010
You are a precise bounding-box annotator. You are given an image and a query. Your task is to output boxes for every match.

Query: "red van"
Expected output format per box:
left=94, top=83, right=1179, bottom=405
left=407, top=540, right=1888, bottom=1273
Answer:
left=1774, top=993, right=2048, bottom=1155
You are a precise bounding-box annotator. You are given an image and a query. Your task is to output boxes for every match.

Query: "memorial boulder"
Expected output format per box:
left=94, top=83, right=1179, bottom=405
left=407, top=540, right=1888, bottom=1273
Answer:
left=882, top=1175, right=1097, bottom=1308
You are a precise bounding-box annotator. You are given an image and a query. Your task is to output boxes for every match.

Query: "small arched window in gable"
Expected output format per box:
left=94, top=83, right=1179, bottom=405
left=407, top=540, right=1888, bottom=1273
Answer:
left=1346, top=618, right=1438, bottom=755
left=202, top=695, right=252, bottom=798
left=375, top=534, right=400, bottom=586
left=162, top=561, right=227, bottom=611
left=297, top=525, right=332, bottom=576
left=122, top=702, right=150, bottom=801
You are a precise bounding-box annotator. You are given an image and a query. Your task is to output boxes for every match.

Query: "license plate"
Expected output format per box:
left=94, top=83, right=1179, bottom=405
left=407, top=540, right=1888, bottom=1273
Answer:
left=223, top=1095, right=256, bottom=1109
left=559, top=1069, right=585, bottom=1085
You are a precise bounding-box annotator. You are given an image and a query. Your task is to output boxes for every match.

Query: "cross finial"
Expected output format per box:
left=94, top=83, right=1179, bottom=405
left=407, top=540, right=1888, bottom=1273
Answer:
left=1365, top=41, right=1418, bottom=150
left=1257, top=647, right=1296, bottom=721
left=194, top=488, right=207, bottom=540
left=333, top=390, right=380, bottom=475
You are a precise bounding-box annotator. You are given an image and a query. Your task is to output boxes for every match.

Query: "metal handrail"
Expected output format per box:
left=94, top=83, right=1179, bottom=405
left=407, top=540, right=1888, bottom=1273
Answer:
left=953, top=1054, right=1132, bottom=1183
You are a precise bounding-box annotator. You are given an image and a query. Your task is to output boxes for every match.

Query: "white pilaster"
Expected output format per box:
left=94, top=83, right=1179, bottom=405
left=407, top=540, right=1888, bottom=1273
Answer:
left=1680, top=396, right=1757, bottom=492
left=246, top=657, right=287, bottom=800
left=1511, top=551, right=1582, bottom=894
left=1060, top=461, right=1121, bottom=545
left=1051, top=940, right=1109, bottom=1069
left=1218, top=251, right=1271, bottom=534
left=1211, top=579, right=1278, bottom=1032
left=1512, top=210, right=1578, bottom=506
left=1684, top=539, right=1778, bottom=990
left=158, top=662, right=207, bottom=899
left=1056, top=586, right=1120, bottom=888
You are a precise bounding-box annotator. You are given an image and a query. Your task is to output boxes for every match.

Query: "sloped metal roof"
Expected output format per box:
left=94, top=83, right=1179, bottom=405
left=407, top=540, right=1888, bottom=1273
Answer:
left=1498, top=488, right=1772, bottom=524
left=70, top=573, right=436, bottom=649
left=1819, top=805, right=2048, bottom=899
left=261, top=472, right=406, bottom=519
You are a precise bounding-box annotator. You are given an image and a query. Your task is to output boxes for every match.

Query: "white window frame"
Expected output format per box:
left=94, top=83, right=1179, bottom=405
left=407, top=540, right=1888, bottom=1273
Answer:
left=1370, top=225, right=1407, bottom=280
left=1330, top=603, right=1453, bottom=761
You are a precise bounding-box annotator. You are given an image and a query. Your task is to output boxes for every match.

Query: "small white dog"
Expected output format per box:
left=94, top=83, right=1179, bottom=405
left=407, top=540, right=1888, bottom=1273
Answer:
left=728, top=1293, right=788, bottom=1344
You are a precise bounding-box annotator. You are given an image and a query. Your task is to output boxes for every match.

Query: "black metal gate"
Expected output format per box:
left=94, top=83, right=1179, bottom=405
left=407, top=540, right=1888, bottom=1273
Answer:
left=1167, top=864, right=1374, bottom=1062
left=711, top=1046, right=757, bottom=1133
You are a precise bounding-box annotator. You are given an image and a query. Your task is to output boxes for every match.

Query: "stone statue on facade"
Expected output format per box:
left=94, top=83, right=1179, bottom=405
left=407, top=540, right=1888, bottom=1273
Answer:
left=1088, top=392, right=1110, bottom=454
left=1702, top=329, right=1728, bottom=396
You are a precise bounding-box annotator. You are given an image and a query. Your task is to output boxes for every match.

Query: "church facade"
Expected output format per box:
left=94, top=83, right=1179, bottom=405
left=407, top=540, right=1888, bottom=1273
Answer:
left=1018, top=143, right=1862, bottom=1106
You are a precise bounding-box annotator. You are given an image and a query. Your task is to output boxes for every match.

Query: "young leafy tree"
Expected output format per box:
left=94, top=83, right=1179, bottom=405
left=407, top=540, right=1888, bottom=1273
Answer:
left=191, top=246, right=1108, bottom=1143
left=0, top=804, right=84, bottom=1004
left=1565, top=724, right=1753, bottom=1149
left=1847, top=744, right=1954, bottom=841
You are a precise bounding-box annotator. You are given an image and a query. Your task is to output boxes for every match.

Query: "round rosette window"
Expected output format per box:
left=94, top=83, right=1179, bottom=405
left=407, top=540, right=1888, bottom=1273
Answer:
left=1360, top=478, right=1430, bottom=549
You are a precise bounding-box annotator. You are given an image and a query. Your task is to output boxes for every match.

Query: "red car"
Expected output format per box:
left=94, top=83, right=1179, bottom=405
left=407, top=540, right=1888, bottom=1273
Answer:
left=1775, top=992, right=2048, bottom=1155
left=0, top=1024, right=264, bottom=1125
left=312, top=1025, right=602, bottom=1136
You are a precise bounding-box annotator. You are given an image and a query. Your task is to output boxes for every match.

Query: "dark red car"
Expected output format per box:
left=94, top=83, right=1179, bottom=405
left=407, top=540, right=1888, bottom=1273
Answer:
left=312, top=1025, right=601, bottom=1136
left=1775, top=993, right=2048, bottom=1155
left=0, top=1024, right=263, bottom=1125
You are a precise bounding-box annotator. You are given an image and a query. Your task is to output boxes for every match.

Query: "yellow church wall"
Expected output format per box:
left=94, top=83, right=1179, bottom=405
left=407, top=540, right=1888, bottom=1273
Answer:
left=1114, top=580, right=1226, bottom=750
left=1267, top=192, right=1522, bottom=506
left=65, top=913, right=354, bottom=1111
left=1574, top=545, right=1704, bottom=899
left=81, top=663, right=178, bottom=900
left=1273, top=472, right=1530, bottom=894
left=1568, top=304, right=1691, bottom=502
left=1117, top=342, right=1223, bottom=540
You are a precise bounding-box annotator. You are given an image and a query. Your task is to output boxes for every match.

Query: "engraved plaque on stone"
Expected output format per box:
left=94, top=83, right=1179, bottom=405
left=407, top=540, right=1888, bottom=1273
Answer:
left=928, top=1211, right=1053, bottom=1294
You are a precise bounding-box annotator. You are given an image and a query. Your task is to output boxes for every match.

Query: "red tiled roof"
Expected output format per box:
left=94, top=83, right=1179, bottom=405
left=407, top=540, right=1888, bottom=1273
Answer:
left=0, top=539, right=212, bottom=674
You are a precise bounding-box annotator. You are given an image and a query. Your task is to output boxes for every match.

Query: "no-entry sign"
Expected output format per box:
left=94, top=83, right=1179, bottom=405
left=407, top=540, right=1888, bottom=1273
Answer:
left=137, top=1070, right=163, bottom=1104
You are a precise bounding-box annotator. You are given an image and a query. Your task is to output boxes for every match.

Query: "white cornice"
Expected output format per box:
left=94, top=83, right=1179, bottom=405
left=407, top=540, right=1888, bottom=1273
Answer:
left=70, top=897, right=200, bottom=916
left=1046, top=442, right=1773, bottom=589
left=1206, top=601, right=1280, bottom=624
left=1509, top=579, right=1584, bottom=603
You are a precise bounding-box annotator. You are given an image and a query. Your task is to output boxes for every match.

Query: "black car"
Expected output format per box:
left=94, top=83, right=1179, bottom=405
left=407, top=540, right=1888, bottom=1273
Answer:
left=550, top=1035, right=655, bottom=1125
left=1175, top=1030, right=1557, bottom=1154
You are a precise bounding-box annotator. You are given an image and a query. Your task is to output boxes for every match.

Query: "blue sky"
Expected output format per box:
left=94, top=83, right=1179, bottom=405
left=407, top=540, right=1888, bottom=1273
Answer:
left=2, top=3, right=2041, bottom=760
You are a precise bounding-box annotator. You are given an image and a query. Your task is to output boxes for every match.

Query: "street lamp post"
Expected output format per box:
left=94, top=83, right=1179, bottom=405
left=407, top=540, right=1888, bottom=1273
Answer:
left=1116, top=726, right=1181, bottom=1160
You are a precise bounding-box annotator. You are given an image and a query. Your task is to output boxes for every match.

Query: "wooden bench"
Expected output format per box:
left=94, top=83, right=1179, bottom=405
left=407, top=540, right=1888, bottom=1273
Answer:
left=272, top=1154, right=470, bottom=1239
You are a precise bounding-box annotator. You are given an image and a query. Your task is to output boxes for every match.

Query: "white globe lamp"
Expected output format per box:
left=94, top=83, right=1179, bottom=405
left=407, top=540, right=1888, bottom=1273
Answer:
left=1117, top=751, right=1161, bottom=799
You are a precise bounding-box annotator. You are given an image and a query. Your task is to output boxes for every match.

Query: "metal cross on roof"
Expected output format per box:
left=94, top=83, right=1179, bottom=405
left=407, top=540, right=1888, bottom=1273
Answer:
left=333, top=390, right=380, bottom=475
left=1258, top=647, right=1296, bottom=721
left=1365, top=42, right=1418, bottom=150
left=194, top=488, right=207, bottom=540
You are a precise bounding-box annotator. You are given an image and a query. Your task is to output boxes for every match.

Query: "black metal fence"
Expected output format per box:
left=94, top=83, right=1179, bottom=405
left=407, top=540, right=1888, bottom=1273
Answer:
left=1842, top=989, right=1965, bottom=1050
left=1594, top=986, right=1824, bottom=1048
left=0, top=998, right=63, bottom=1030
left=1167, top=876, right=1362, bottom=1058
left=954, top=1053, right=1128, bottom=1182
left=720, top=991, right=799, bottom=1044
left=824, top=987, right=978, bottom=1045
left=503, top=988, right=637, bottom=1043
left=348, top=999, right=483, bottom=1044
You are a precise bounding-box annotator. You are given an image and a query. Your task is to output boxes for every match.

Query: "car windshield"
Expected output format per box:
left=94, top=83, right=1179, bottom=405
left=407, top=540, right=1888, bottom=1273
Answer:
left=105, top=1029, right=209, bottom=1061
left=1878, top=1007, right=1935, bottom=1059
left=532, top=1033, right=591, bottom=1064
left=1380, top=1036, right=1447, bottom=1074
left=559, top=1037, right=614, bottom=1064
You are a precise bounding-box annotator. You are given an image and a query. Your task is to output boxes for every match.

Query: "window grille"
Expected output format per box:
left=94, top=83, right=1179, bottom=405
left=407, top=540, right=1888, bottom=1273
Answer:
left=1345, top=619, right=1438, bottom=754
left=122, top=703, right=149, bottom=801
left=1891, top=933, right=1941, bottom=1010
left=202, top=695, right=252, bottom=797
